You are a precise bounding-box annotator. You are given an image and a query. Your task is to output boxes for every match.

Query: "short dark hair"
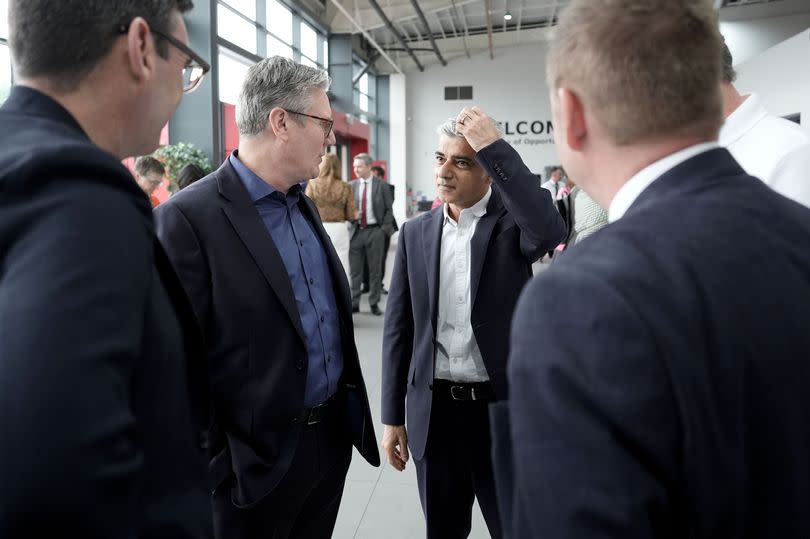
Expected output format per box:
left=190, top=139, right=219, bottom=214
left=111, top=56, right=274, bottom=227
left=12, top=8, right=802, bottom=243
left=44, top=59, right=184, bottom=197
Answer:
left=9, top=0, right=194, bottom=91
left=134, top=155, right=165, bottom=177
left=721, top=41, right=736, bottom=83
left=176, top=163, right=206, bottom=190
left=370, top=166, right=385, bottom=179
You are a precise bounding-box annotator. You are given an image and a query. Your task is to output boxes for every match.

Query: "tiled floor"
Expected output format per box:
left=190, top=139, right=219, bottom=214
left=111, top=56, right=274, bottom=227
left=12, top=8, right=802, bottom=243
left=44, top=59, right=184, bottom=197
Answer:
left=333, top=249, right=493, bottom=538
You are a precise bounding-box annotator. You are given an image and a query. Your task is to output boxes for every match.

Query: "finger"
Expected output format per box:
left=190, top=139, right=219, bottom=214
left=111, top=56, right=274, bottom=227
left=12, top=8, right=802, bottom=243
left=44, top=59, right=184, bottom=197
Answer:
left=399, top=434, right=409, bottom=462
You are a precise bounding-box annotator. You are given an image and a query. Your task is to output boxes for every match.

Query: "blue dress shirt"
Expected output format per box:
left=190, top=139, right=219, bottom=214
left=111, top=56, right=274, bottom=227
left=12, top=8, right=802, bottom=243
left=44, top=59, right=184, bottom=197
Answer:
left=230, top=153, right=344, bottom=407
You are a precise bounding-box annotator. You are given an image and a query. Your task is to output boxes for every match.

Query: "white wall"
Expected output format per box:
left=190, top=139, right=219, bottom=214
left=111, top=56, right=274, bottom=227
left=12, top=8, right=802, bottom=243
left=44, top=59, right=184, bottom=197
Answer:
left=734, top=29, right=810, bottom=128
left=389, top=73, right=408, bottom=226
left=721, top=13, right=810, bottom=65
left=405, top=43, right=558, bottom=202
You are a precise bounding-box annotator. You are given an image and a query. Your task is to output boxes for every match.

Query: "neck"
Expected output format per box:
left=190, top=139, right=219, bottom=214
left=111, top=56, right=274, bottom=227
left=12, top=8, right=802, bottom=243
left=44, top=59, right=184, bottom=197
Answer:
left=582, top=135, right=714, bottom=210
left=238, top=138, right=295, bottom=193
left=18, top=79, right=131, bottom=159
left=721, top=82, right=748, bottom=119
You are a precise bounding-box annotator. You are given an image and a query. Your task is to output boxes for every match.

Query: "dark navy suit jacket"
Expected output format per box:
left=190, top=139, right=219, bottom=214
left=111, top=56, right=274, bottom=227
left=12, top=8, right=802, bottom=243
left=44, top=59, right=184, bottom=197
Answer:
left=0, top=87, right=210, bottom=537
left=381, top=138, right=566, bottom=461
left=501, top=148, right=810, bottom=538
left=154, top=157, right=380, bottom=509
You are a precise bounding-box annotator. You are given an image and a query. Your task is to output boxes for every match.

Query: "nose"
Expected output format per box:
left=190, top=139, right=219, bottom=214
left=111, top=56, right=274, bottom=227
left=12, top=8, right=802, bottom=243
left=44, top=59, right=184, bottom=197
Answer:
left=436, top=159, right=453, bottom=178
left=326, top=129, right=336, bottom=146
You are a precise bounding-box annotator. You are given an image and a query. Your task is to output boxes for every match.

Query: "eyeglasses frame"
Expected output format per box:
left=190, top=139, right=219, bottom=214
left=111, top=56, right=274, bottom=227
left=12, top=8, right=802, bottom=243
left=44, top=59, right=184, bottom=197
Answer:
left=286, top=110, right=335, bottom=139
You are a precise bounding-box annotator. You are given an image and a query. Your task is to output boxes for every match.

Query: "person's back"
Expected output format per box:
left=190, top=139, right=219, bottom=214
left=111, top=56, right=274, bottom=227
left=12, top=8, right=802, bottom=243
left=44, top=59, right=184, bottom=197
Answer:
left=522, top=150, right=810, bottom=537
left=0, top=1, right=211, bottom=536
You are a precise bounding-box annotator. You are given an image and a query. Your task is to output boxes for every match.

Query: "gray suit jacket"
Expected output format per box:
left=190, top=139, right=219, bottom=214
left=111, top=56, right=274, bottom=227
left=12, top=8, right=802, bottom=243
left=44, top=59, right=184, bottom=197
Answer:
left=350, top=176, right=395, bottom=236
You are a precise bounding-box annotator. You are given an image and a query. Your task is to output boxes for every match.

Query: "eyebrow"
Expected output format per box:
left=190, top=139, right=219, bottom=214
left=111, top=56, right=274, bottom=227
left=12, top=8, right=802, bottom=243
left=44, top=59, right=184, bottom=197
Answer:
left=435, top=152, right=474, bottom=162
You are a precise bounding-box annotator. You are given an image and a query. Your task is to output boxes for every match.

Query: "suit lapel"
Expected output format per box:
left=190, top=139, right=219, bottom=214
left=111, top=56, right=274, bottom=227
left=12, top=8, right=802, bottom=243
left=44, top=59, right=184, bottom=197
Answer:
left=469, top=192, right=504, bottom=307
left=217, top=163, right=306, bottom=343
left=422, top=207, right=444, bottom=334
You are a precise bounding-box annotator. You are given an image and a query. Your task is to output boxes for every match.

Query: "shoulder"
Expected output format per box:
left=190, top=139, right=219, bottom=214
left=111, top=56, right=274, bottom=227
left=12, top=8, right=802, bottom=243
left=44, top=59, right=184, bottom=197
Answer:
left=158, top=174, right=219, bottom=215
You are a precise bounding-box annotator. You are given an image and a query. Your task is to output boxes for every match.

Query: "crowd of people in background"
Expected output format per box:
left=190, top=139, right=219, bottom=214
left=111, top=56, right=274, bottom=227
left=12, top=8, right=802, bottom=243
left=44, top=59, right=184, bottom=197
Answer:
left=2, top=0, right=810, bottom=538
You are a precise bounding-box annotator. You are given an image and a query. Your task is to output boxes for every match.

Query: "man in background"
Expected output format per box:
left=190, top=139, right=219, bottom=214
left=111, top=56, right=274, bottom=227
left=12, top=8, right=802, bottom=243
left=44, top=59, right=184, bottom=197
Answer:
left=363, top=164, right=397, bottom=294
left=0, top=0, right=211, bottom=536
left=350, top=152, right=394, bottom=315
left=499, top=1, right=810, bottom=537
left=134, top=155, right=166, bottom=206
left=719, top=41, right=810, bottom=207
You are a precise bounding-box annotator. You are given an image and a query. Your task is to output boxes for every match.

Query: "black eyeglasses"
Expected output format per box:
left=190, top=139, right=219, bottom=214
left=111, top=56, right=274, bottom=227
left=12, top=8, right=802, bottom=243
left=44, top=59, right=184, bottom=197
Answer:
left=286, top=110, right=334, bottom=139
left=116, top=24, right=211, bottom=93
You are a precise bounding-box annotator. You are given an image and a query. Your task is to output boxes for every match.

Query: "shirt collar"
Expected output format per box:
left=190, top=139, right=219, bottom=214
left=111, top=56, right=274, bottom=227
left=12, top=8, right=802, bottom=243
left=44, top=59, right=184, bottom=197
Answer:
left=718, top=93, right=768, bottom=148
left=443, top=186, right=492, bottom=224
left=229, top=151, right=301, bottom=204
left=608, top=142, right=719, bottom=223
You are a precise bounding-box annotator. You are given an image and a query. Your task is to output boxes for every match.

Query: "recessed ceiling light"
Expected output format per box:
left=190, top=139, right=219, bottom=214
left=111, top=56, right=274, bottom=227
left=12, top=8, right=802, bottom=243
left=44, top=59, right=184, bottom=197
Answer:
left=504, top=12, right=513, bottom=21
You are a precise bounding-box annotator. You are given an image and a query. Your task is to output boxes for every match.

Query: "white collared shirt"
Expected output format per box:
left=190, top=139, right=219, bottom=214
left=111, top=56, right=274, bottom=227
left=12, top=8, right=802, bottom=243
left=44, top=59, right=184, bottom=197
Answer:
left=435, top=187, right=493, bottom=382
left=719, top=93, right=810, bottom=209
left=357, top=176, right=377, bottom=225
left=608, top=143, right=719, bottom=223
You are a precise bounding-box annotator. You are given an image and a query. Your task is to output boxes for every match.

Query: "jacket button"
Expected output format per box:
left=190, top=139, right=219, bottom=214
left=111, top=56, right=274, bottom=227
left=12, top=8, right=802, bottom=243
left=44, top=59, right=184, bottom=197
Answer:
left=296, top=360, right=304, bottom=370
left=291, top=417, right=299, bottom=425
left=428, top=383, right=433, bottom=390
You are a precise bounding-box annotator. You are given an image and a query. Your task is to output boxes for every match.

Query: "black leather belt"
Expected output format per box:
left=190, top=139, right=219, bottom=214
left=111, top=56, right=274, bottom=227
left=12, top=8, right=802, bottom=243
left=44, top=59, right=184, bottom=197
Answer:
left=294, top=392, right=341, bottom=426
left=433, top=379, right=495, bottom=402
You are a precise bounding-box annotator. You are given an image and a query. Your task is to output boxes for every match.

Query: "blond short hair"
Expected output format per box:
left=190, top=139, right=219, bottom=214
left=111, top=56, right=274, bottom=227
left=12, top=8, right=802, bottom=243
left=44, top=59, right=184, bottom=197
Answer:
left=547, top=0, right=723, bottom=145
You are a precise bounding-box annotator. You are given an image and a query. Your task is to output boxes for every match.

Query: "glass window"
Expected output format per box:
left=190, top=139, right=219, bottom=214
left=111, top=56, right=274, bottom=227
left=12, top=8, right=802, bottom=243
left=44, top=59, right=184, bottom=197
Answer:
left=0, top=0, right=8, bottom=40
left=300, top=22, right=318, bottom=64
left=359, top=73, right=369, bottom=95
left=217, top=3, right=257, bottom=53
left=267, top=0, right=293, bottom=44
left=267, top=35, right=293, bottom=59
left=222, top=0, right=255, bottom=19
left=0, top=43, right=11, bottom=105
left=322, top=39, right=329, bottom=67
left=300, top=56, right=317, bottom=68
left=360, top=93, right=369, bottom=112
left=218, top=51, right=252, bottom=105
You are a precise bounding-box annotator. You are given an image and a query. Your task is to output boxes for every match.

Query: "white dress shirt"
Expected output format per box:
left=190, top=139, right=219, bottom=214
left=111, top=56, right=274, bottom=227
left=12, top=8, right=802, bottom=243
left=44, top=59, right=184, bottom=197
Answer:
left=609, top=142, right=719, bottom=222
left=435, top=188, right=492, bottom=382
left=719, top=93, right=810, bottom=209
left=357, top=176, right=377, bottom=225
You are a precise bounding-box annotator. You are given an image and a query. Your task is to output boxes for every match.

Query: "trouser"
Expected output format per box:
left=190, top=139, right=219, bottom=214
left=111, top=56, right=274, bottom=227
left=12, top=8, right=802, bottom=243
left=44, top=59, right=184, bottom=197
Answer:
left=414, top=382, right=502, bottom=539
left=350, top=225, right=385, bottom=308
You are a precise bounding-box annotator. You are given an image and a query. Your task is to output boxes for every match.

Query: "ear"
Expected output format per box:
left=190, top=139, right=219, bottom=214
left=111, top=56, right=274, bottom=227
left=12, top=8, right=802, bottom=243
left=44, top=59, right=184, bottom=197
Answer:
left=557, top=87, right=587, bottom=151
left=123, top=17, right=157, bottom=87
left=268, top=107, right=290, bottom=140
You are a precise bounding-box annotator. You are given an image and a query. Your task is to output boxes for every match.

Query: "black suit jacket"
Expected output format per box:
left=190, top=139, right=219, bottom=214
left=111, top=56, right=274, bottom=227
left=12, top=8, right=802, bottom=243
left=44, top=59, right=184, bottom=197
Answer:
left=350, top=177, right=395, bottom=236
left=0, top=86, right=210, bottom=537
left=381, top=139, right=566, bottom=460
left=154, top=157, right=380, bottom=509
left=502, top=148, right=810, bottom=538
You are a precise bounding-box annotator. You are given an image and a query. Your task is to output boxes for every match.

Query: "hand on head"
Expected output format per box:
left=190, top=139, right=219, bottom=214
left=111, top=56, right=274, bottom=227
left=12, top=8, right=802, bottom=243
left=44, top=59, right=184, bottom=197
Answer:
left=454, top=106, right=502, bottom=152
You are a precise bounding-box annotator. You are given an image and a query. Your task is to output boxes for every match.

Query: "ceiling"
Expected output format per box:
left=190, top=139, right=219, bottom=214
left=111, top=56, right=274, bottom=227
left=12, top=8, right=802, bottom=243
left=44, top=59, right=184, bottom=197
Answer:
left=310, top=0, right=810, bottom=74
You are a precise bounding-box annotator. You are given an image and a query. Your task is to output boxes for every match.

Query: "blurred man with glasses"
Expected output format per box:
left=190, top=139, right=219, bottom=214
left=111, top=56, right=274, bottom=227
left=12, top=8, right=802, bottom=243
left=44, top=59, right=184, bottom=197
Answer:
left=155, top=56, right=380, bottom=539
left=0, top=0, right=211, bottom=537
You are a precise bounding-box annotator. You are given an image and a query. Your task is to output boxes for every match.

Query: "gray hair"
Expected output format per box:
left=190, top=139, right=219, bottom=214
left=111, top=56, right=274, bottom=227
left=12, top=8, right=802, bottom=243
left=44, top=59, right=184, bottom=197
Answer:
left=237, top=56, right=331, bottom=137
left=353, top=153, right=373, bottom=165
left=436, top=117, right=504, bottom=138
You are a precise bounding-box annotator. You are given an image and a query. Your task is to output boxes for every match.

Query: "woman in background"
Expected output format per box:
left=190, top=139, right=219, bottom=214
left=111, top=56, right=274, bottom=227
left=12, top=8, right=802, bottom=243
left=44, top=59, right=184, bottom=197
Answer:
left=306, top=153, right=357, bottom=277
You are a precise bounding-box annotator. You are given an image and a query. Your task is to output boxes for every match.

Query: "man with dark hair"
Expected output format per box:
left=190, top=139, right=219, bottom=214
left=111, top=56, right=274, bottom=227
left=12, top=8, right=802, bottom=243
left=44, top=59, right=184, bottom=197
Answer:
left=0, top=1, right=211, bottom=536
left=719, top=41, right=810, bottom=207
left=134, top=155, right=166, bottom=206
left=176, top=162, right=206, bottom=190
left=155, top=56, right=379, bottom=539
left=498, top=1, right=810, bottom=537
left=363, top=164, right=397, bottom=295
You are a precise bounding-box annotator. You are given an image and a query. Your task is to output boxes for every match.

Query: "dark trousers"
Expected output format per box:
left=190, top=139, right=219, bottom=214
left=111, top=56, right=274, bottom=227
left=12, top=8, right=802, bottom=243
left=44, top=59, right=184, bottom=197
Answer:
left=350, top=226, right=385, bottom=308
left=414, top=387, right=503, bottom=539
left=212, top=412, right=352, bottom=539
left=363, top=233, right=391, bottom=289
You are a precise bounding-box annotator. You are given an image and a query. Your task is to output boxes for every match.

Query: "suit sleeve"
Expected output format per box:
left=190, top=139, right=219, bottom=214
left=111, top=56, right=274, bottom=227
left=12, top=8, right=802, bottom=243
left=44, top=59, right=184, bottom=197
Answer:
left=154, top=202, right=212, bottom=332
left=475, top=139, right=567, bottom=260
left=380, top=180, right=396, bottom=236
left=380, top=221, right=415, bottom=425
left=0, top=183, right=151, bottom=535
left=505, top=268, right=681, bottom=539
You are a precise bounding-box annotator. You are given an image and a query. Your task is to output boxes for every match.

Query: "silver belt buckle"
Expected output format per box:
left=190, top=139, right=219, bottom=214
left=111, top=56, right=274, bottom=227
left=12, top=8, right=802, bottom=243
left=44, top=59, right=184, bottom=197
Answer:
left=450, top=385, right=467, bottom=400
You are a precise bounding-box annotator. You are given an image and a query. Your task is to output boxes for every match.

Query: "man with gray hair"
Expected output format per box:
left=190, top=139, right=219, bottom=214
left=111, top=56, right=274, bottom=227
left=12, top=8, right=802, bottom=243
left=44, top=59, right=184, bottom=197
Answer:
left=155, top=56, right=380, bottom=538
left=0, top=0, right=211, bottom=536
left=381, top=108, right=565, bottom=538
left=719, top=41, right=810, bottom=208
left=499, top=0, right=810, bottom=537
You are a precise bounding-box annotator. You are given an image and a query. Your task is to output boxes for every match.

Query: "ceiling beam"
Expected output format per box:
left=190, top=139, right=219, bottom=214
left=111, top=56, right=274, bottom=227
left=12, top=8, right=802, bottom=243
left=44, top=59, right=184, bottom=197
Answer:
left=410, top=0, right=448, bottom=66
left=328, top=0, right=403, bottom=73
left=367, top=0, right=425, bottom=71
left=484, top=0, right=495, bottom=59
